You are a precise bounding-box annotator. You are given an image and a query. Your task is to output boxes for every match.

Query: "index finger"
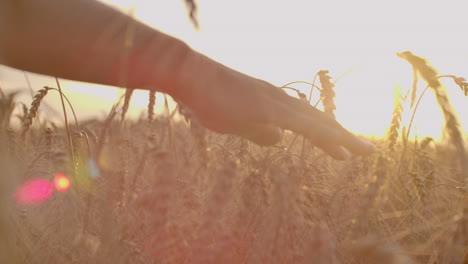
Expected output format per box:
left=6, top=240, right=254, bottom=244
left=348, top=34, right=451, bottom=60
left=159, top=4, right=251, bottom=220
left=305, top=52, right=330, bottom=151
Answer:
left=270, top=90, right=375, bottom=156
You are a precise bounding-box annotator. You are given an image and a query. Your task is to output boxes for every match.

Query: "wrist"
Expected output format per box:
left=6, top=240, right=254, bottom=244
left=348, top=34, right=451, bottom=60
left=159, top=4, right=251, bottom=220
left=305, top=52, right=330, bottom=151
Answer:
left=111, top=31, right=193, bottom=94
left=168, top=49, right=225, bottom=107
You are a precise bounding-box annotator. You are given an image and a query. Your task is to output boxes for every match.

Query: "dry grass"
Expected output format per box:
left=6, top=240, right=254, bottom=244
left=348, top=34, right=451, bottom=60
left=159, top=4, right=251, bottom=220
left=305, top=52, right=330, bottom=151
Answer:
left=0, top=51, right=467, bottom=263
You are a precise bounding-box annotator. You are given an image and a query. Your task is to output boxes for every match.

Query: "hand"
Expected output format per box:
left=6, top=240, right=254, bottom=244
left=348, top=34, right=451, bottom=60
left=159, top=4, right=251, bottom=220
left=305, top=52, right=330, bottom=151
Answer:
left=0, top=0, right=374, bottom=160
left=171, top=51, right=375, bottom=160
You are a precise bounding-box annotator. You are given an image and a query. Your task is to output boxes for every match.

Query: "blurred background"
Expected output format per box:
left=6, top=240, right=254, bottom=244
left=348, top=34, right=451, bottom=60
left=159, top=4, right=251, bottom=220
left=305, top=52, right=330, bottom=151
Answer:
left=1, top=0, right=467, bottom=138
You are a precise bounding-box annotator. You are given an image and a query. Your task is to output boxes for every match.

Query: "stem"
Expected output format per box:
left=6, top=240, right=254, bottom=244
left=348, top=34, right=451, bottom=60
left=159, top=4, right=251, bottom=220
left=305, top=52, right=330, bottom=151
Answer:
left=283, top=77, right=323, bottom=154
left=403, top=84, right=431, bottom=149
left=96, top=101, right=120, bottom=161
left=164, top=94, right=178, bottom=166
left=308, top=73, right=318, bottom=102
left=45, top=87, right=79, bottom=127
left=287, top=134, right=299, bottom=152
left=403, top=75, right=459, bottom=150
left=332, top=67, right=359, bottom=84
left=55, top=78, right=75, bottom=173
left=313, top=97, right=322, bottom=107
left=23, top=71, right=34, bottom=99
left=397, top=75, right=456, bottom=177
left=281, top=87, right=301, bottom=93
left=279, top=81, right=322, bottom=91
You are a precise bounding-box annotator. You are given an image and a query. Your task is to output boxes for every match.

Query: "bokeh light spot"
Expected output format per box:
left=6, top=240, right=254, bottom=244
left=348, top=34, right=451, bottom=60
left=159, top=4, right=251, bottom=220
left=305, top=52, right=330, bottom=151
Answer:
left=53, top=173, right=71, bottom=192
left=87, top=159, right=100, bottom=179
left=15, top=179, right=54, bottom=205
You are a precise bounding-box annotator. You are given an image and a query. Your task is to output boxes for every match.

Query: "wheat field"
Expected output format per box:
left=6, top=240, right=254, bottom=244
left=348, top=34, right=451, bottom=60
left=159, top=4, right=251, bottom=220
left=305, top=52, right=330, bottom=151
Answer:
left=0, top=52, right=467, bottom=264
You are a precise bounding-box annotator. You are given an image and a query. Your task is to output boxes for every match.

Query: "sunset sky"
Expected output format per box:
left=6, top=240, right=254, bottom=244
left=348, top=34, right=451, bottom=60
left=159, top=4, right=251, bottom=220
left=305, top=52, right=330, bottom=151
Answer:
left=1, top=0, right=467, bottom=139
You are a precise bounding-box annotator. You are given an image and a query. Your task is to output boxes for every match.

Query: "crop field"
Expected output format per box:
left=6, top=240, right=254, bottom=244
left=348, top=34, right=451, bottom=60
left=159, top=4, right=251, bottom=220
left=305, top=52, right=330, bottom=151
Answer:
left=0, top=52, right=467, bottom=263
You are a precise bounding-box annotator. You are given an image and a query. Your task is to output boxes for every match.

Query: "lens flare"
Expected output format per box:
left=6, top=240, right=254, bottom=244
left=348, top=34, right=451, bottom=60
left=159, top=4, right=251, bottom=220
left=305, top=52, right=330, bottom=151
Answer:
left=53, top=173, right=71, bottom=192
left=15, top=179, right=54, bottom=205
left=87, top=159, right=100, bottom=179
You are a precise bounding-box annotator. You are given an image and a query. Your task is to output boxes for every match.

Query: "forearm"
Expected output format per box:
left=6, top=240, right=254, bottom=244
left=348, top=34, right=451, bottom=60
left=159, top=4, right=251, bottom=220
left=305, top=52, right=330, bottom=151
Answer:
left=0, top=0, right=191, bottom=93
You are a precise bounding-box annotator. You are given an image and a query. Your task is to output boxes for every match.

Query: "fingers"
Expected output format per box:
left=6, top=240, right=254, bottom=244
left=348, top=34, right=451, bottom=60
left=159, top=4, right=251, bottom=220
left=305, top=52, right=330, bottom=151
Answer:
left=338, top=129, right=376, bottom=155
left=269, top=95, right=375, bottom=158
left=232, top=123, right=283, bottom=146
left=323, top=145, right=351, bottom=160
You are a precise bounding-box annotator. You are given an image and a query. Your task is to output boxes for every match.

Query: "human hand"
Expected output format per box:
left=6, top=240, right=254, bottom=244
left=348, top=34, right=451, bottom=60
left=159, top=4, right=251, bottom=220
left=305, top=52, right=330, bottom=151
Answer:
left=171, top=51, right=375, bottom=160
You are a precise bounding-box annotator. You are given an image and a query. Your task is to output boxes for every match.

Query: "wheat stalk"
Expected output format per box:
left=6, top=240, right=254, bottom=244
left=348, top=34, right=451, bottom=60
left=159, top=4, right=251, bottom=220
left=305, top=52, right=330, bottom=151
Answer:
left=398, top=51, right=468, bottom=262
left=147, top=90, right=156, bottom=124
left=0, top=90, right=19, bottom=128
left=22, top=86, right=50, bottom=135
left=121, top=88, right=134, bottom=123
left=417, top=137, right=435, bottom=205
left=397, top=51, right=466, bottom=182
left=350, top=154, right=389, bottom=238
left=43, top=86, right=79, bottom=127
left=408, top=172, right=428, bottom=205
left=54, top=77, right=76, bottom=181
left=387, top=85, right=404, bottom=155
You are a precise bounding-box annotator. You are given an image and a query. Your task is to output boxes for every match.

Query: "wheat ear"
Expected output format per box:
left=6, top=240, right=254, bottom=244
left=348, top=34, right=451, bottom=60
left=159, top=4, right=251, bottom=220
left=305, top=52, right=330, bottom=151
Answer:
left=397, top=51, right=466, bottom=181
left=398, top=51, right=468, bottom=262
left=22, top=87, right=50, bottom=135
left=387, top=85, right=404, bottom=154
left=121, top=88, right=134, bottom=122
left=317, top=70, right=336, bottom=119
left=147, top=90, right=156, bottom=124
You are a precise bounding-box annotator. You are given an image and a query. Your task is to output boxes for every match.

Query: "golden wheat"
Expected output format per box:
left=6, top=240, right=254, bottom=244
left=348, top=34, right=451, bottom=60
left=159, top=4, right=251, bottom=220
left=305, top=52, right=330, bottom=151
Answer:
left=4, top=50, right=468, bottom=263
left=398, top=51, right=468, bottom=262
left=387, top=85, right=404, bottom=155
left=397, top=51, right=466, bottom=183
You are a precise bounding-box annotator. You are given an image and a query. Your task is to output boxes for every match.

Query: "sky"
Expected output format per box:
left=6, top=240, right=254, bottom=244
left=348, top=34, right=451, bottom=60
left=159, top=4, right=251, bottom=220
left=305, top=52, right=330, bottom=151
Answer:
left=1, top=0, right=467, bottom=139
